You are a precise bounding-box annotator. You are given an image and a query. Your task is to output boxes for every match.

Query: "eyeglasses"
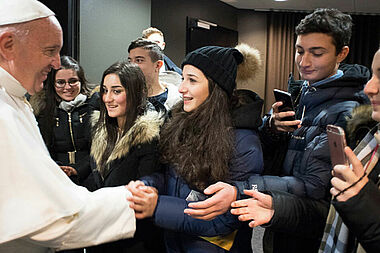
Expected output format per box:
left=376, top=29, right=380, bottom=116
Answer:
left=55, top=78, right=80, bottom=88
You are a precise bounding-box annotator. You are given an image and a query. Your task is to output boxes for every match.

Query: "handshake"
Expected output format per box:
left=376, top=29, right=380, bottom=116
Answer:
left=125, top=180, right=158, bottom=219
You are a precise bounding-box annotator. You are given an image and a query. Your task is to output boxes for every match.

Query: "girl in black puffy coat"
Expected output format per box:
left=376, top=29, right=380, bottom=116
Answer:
left=86, top=61, right=166, bottom=253
left=30, top=55, right=99, bottom=187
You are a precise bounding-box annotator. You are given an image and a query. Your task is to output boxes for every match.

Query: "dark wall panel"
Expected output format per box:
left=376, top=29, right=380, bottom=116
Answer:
left=151, top=0, right=238, bottom=66
left=39, top=0, right=79, bottom=59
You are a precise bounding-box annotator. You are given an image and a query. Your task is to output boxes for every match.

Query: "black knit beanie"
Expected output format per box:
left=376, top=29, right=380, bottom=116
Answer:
left=181, top=46, right=244, bottom=97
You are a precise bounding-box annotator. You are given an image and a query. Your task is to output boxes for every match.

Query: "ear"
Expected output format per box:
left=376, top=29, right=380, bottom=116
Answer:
left=337, top=46, right=349, bottom=63
left=156, top=60, right=163, bottom=71
left=0, top=32, right=17, bottom=60
left=161, top=41, right=166, bottom=50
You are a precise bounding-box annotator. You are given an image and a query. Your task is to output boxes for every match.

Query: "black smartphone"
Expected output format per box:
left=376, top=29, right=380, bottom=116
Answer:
left=327, top=125, right=349, bottom=167
left=273, top=89, right=296, bottom=122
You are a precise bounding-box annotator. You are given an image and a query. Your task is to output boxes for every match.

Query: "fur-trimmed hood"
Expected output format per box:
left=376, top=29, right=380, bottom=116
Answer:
left=346, top=105, right=378, bottom=147
left=90, top=110, right=164, bottom=171
left=29, top=90, right=47, bottom=116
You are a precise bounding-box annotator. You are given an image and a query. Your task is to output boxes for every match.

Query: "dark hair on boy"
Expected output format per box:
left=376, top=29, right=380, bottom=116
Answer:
left=127, top=38, right=163, bottom=62
left=295, top=8, right=353, bottom=54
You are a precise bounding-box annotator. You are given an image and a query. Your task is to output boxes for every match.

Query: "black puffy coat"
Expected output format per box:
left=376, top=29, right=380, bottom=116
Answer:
left=237, top=64, right=370, bottom=253
left=86, top=110, right=166, bottom=253
left=30, top=91, right=100, bottom=184
left=332, top=106, right=380, bottom=253
left=238, top=64, right=370, bottom=200
left=260, top=105, right=378, bottom=253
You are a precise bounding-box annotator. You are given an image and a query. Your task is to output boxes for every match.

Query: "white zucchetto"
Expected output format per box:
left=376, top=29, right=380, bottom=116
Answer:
left=0, top=0, right=54, bottom=26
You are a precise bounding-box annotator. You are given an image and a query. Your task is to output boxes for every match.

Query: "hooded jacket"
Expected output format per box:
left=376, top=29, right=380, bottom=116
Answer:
left=86, top=109, right=166, bottom=253
left=237, top=64, right=370, bottom=200
left=260, top=105, right=380, bottom=253
left=244, top=64, right=370, bottom=253
left=141, top=90, right=264, bottom=253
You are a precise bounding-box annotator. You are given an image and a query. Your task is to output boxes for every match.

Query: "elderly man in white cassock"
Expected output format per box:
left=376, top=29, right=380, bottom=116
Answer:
left=0, top=0, right=136, bottom=252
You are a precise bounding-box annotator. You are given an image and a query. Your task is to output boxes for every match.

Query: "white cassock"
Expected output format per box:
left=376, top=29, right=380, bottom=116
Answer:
left=0, top=66, right=136, bottom=252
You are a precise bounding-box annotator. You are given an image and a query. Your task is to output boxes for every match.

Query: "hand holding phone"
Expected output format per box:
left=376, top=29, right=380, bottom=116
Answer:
left=273, top=89, right=295, bottom=114
left=327, top=125, right=349, bottom=167
left=273, top=89, right=297, bottom=129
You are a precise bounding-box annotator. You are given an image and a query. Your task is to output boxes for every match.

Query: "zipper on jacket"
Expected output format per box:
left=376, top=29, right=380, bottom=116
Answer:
left=68, top=112, right=77, bottom=164
left=79, top=112, right=87, bottom=123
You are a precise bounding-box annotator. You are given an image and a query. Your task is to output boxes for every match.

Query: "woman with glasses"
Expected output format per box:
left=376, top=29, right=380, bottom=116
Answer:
left=30, top=55, right=99, bottom=189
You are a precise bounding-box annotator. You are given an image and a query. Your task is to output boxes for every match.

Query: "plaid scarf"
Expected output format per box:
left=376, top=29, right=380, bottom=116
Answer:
left=319, top=126, right=380, bottom=253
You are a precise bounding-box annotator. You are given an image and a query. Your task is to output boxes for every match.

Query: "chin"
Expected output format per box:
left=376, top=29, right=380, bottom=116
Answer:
left=32, top=82, right=44, bottom=94
left=371, top=111, right=380, bottom=122
left=183, top=106, right=193, bottom=112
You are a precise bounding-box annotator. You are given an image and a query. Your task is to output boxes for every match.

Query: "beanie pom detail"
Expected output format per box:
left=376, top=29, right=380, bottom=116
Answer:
left=235, top=43, right=262, bottom=87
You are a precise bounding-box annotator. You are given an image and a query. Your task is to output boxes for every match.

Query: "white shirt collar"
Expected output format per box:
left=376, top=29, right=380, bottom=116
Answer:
left=0, top=66, right=27, bottom=98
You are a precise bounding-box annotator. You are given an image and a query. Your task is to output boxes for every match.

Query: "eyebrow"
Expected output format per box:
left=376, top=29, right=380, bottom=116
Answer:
left=309, top=47, right=327, bottom=51
left=186, top=73, right=199, bottom=78
left=295, top=45, right=326, bottom=51
left=102, top=85, right=123, bottom=89
left=43, top=45, right=61, bottom=50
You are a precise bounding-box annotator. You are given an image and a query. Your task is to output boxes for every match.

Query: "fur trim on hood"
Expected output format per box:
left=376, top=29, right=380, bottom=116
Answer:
left=90, top=110, right=164, bottom=171
left=29, top=90, right=47, bottom=116
left=235, top=43, right=262, bottom=87
left=346, top=105, right=377, bottom=147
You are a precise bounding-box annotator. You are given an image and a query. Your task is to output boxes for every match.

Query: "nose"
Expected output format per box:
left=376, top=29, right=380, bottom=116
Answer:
left=52, top=53, right=61, bottom=70
left=62, top=81, right=72, bottom=90
left=103, top=91, right=113, bottom=103
left=178, top=79, right=187, bottom=94
left=364, top=75, right=379, bottom=96
left=299, top=53, right=311, bottom=67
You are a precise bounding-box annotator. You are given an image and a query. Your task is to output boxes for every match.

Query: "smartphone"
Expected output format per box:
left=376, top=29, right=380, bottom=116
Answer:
left=186, top=190, right=208, bottom=202
left=273, top=89, right=296, bottom=122
left=327, top=125, right=349, bottom=167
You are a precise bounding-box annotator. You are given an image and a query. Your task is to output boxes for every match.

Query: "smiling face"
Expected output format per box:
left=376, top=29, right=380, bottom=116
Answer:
left=179, top=65, right=209, bottom=112
left=102, top=73, right=127, bottom=127
left=13, top=16, right=62, bottom=95
left=295, top=33, right=348, bottom=84
left=54, top=68, right=81, bottom=101
left=364, top=49, right=380, bottom=122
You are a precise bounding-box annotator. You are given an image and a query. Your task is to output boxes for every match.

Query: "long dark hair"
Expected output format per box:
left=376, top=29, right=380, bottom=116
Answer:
left=39, top=56, right=91, bottom=147
left=159, top=78, right=235, bottom=191
left=94, top=61, right=147, bottom=175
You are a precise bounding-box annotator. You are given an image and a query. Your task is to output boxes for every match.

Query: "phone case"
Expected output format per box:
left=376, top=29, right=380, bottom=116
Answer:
left=273, top=89, right=296, bottom=122
left=327, top=125, right=349, bottom=167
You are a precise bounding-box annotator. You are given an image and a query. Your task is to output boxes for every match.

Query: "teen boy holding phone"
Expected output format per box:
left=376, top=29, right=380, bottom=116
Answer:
left=184, top=8, right=370, bottom=252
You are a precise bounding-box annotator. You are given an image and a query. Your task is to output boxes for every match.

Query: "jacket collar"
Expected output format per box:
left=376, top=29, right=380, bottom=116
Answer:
left=91, top=110, right=164, bottom=171
left=0, top=66, right=27, bottom=98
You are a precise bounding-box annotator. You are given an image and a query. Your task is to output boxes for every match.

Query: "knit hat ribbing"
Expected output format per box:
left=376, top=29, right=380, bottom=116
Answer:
left=181, top=46, right=244, bottom=96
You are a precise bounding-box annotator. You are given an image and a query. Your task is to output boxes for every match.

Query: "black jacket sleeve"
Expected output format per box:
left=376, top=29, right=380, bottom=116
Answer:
left=263, top=190, right=329, bottom=238
left=333, top=181, right=380, bottom=253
